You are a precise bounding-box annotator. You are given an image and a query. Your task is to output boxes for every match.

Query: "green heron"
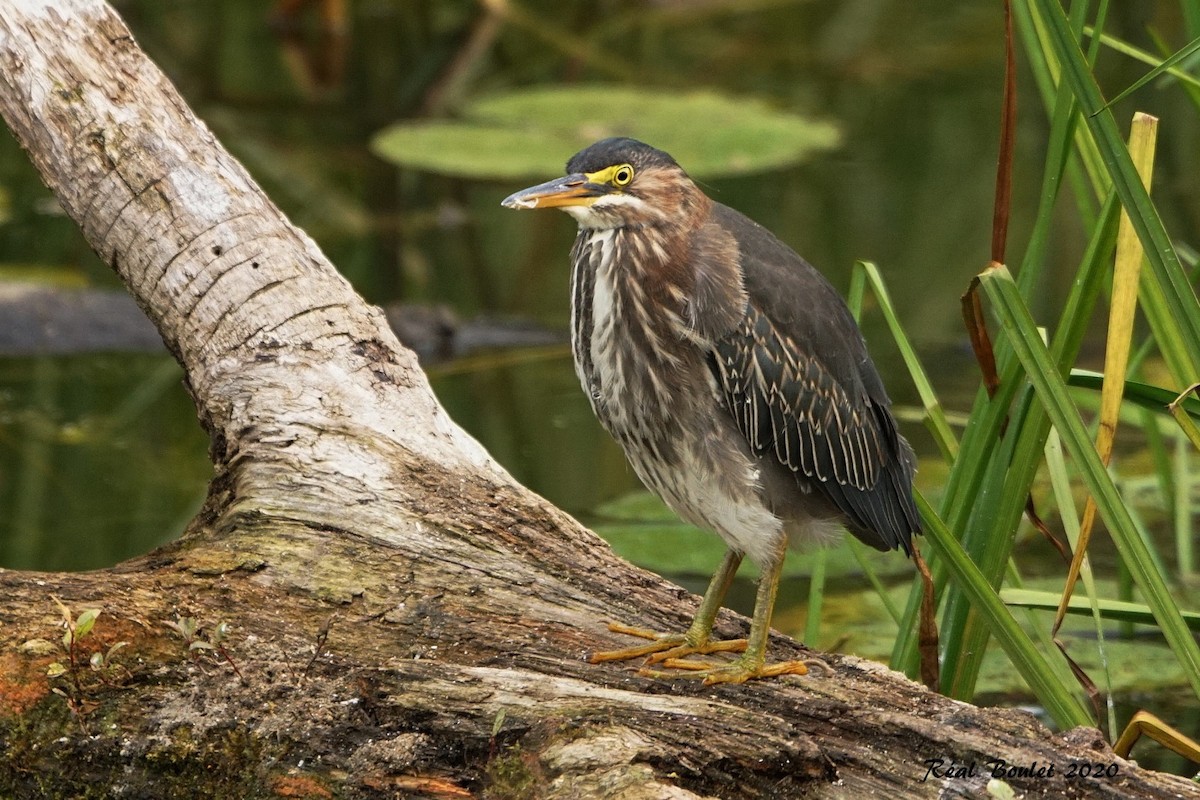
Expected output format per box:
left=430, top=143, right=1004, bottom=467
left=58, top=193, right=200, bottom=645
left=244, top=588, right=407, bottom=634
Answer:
left=502, top=137, right=920, bottom=684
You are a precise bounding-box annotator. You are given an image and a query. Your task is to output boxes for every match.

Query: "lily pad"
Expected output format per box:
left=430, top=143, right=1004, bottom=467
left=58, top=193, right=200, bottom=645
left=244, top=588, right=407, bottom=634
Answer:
left=371, top=85, right=839, bottom=180
left=370, top=125, right=579, bottom=182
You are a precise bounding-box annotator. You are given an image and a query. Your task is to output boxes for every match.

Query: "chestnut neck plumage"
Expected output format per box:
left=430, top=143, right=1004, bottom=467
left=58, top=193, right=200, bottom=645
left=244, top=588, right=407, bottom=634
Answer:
left=567, top=172, right=718, bottom=465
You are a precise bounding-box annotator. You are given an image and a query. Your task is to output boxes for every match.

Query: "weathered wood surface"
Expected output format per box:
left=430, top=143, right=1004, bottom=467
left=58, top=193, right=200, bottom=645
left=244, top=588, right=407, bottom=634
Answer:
left=0, top=2, right=1195, bottom=798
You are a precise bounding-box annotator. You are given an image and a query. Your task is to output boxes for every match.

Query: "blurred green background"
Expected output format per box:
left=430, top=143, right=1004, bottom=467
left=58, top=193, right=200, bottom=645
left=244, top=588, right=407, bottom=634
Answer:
left=1, top=0, right=1198, bottom=761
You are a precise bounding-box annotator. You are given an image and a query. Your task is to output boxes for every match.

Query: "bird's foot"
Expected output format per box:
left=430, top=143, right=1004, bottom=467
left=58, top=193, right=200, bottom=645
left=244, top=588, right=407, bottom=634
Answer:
left=639, top=653, right=813, bottom=685
left=589, top=622, right=746, bottom=664
left=644, top=637, right=748, bottom=664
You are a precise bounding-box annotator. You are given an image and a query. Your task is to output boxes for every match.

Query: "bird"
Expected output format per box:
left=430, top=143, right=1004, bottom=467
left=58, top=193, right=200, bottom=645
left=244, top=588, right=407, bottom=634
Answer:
left=502, top=137, right=920, bottom=684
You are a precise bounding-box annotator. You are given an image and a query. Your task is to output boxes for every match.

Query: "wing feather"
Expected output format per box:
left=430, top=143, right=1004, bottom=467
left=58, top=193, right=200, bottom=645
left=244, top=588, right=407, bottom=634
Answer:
left=705, top=204, right=920, bottom=553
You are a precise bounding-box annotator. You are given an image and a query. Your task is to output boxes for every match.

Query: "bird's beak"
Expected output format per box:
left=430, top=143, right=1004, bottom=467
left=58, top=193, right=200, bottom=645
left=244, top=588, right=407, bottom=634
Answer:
left=501, top=173, right=605, bottom=210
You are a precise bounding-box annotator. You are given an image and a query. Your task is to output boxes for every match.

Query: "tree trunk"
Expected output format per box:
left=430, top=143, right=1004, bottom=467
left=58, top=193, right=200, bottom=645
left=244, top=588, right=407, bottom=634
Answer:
left=0, top=2, right=1193, bottom=798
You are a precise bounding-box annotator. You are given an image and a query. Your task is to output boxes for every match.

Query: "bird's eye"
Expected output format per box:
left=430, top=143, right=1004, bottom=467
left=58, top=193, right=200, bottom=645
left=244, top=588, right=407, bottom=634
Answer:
left=612, top=165, right=634, bottom=186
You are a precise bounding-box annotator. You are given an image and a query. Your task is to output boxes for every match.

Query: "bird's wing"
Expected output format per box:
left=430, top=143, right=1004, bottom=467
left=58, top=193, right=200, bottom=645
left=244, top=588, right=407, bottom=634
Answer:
left=704, top=204, right=920, bottom=552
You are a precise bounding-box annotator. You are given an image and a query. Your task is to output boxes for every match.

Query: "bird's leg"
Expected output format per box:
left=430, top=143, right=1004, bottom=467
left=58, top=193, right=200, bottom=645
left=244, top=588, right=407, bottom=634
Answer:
left=646, top=534, right=809, bottom=684
left=590, top=549, right=746, bottom=664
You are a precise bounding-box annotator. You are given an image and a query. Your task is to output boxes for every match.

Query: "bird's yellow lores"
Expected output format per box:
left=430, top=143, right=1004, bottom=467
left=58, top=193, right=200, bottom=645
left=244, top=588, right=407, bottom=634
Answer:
left=503, top=138, right=920, bottom=685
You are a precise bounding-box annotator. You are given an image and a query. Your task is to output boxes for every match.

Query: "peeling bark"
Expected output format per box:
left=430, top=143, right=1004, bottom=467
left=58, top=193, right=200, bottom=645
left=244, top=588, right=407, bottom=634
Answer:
left=0, top=2, right=1196, bottom=799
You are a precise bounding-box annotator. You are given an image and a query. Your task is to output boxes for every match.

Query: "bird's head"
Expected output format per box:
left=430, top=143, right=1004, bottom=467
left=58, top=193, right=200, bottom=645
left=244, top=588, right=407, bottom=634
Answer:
left=502, top=137, right=699, bottom=230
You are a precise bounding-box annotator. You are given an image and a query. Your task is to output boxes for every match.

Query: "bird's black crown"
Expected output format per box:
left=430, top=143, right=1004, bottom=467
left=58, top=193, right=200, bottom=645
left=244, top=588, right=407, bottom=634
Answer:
left=566, top=137, right=679, bottom=175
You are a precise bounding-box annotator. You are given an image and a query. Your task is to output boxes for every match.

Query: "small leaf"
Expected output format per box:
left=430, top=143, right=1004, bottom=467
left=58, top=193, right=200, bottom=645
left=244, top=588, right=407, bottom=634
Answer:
left=166, top=616, right=197, bottom=641
left=50, top=594, right=71, bottom=625
left=106, top=641, right=129, bottom=659
left=189, top=640, right=216, bottom=652
left=46, top=662, right=67, bottom=678
left=19, top=638, right=58, bottom=656
left=492, top=708, right=507, bottom=737
left=74, top=609, right=100, bottom=640
left=89, top=652, right=105, bottom=669
left=987, top=779, right=1017, bottom=800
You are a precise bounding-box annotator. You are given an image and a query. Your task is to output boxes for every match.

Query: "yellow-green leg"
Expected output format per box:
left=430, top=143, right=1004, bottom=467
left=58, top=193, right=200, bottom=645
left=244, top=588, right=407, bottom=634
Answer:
left=590, top=548, right=747, bottom=663
left=647, top=534, right=808, bottom=684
